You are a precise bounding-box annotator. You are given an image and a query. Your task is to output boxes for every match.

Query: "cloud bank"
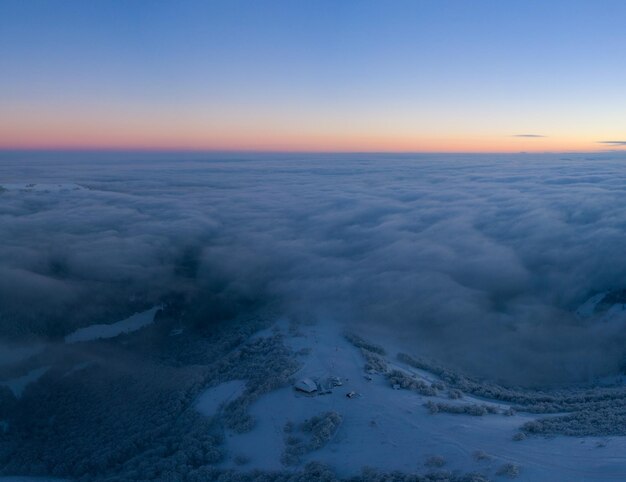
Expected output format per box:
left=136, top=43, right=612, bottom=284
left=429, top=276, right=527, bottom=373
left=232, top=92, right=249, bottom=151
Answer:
left=598, top=140, right=626, bottom=146
left=2, top=151, right=626, bottom=386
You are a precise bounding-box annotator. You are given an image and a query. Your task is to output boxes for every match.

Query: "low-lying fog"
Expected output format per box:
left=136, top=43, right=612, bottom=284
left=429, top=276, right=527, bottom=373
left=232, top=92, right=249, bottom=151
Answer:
left=2, top=151, right=626, bottom=386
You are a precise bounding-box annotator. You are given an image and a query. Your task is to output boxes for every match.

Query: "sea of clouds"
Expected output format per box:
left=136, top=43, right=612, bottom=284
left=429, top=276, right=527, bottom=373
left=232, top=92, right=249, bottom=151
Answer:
left=1, top=151, right=626, bottom=386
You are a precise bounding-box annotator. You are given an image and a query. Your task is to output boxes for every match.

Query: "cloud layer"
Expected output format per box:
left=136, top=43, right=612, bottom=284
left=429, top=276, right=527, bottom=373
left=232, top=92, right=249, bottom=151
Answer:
left=598, top=141, right=626, bottom=146
left=2, top=151, right=626, bottom=386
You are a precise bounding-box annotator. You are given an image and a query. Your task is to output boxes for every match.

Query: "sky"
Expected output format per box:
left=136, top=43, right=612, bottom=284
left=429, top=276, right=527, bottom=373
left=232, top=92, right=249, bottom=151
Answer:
left=1, top=0, right=626, bottom=152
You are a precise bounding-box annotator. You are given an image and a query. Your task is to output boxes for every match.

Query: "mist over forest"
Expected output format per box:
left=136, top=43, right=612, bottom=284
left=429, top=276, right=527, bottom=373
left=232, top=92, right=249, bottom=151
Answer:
left=2, top=151, right=626, bottom=386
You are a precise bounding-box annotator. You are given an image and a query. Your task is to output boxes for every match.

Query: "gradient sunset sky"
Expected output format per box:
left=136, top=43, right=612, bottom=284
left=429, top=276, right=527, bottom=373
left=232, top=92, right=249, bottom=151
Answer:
left=1, top=0, right=626, bottom=153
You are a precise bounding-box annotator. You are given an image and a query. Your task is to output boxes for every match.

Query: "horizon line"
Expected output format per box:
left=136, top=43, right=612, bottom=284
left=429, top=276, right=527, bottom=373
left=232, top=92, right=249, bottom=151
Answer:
left=1, top=146, right=625, bottom=156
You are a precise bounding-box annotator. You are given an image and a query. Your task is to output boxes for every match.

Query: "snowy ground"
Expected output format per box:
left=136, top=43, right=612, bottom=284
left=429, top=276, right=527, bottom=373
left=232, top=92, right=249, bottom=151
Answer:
left=201, top=317, right=626, bottom=481
left=576, top=291, right=626, bottom=332
left=196, top=380, right=247, bottom=417
left=64, top=306, right=160, bottom=343
left=3, top=296, right=626, bottom=480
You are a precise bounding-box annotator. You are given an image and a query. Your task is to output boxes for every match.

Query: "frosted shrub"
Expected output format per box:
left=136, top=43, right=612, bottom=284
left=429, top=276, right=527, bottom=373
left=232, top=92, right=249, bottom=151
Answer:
left=186, top=464, right=490, bottom=482
left=361, top=349, right=388, bottom=373
left=448, top=389, right=463, bottom=399
left=472, top=450, right=491, bottom=461
left=387, top=370, right=436, bottom=396
left=425, top=455, right=446, bottom=467
left=344, top=333, right=386, bottom=355
left=520, top=408, right=626, bottom=436
left=356, top=467, right=488, bottom=482
left=432, top=380, right=446, bottom=391
left=496, top=463, right=520, bottom=478
left=302, top=411, right=343, bottom=450
left=281, top=435, right=307, bottom=466
left=425, top=401, right=494, bottom=416
left=282, top=412, right=343, bottom=466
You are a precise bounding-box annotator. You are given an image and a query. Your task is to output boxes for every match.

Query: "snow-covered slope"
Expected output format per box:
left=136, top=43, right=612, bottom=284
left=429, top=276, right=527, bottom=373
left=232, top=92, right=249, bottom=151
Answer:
left=202, top=318, right=626, bottom=481
left=196, top=380, right=247, bottom=417
left=64, top=306, right=161, bottom=343
left=576, top=290, right=626, bottom=323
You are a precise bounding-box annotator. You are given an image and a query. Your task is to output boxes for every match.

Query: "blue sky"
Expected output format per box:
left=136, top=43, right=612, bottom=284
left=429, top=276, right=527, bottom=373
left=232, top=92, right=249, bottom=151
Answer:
left=1, top=0, right=625, bottom=151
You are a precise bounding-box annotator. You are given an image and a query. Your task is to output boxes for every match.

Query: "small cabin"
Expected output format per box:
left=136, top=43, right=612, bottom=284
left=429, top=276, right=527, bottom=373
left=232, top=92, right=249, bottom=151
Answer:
left=294, top=378, right=318, bottom=393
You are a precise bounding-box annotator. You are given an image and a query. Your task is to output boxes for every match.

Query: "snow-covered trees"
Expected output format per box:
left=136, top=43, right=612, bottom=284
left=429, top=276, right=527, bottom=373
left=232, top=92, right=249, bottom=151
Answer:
left=472, top=450, right=491, bottom=461
left=186, top=462, right=489, bottom=482
left=424, top=455, right=445, bottom=468
left=398, top=352, right=626, bottom=437
left=387, top=370, right=437, bottom=396
left=361, top=349, right=388, bottom=374
left=447, top=389, right=463, bottom=400
left=355, top=467, right=489, bottom=482
left=220, top=334, right=300, bottom=433
left=344, top=333, right=386, bottom=356
left=0, top=310, right=300, bottom=480
left=496, top=463, right=520, bottom=478
left=424, top=400, right=497, bottom=416
left=345, top=332, right=389, bottom=373
left=302, top=411, right=343, bottom=450
left=282, top=412, right=343, bottom=466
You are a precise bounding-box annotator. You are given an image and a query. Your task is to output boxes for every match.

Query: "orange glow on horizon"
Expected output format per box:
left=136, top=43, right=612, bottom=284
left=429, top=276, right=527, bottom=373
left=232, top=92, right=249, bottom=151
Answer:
left=0, top=140, right=615, bottom=154
left=2, top=99, right=622, bottom=154
left=0, top=126, right=614, bottom=153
